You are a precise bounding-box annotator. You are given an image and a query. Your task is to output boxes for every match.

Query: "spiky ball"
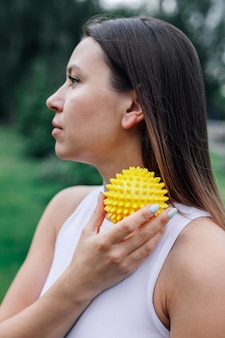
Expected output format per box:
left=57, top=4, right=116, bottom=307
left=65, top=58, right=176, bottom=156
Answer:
left=104, top=167, right=168, bottom=223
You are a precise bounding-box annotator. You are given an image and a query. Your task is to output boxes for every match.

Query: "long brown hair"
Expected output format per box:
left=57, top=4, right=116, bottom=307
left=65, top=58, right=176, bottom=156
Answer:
left=84, top=16, right=225, bottom=228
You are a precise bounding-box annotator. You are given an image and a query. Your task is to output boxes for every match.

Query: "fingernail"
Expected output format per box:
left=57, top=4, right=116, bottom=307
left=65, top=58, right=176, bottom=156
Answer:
left=149, top=204, right=160, bottom=214
left=98, top=192, right=103, bottom=201
left=167, top=208, right=177, bottom=219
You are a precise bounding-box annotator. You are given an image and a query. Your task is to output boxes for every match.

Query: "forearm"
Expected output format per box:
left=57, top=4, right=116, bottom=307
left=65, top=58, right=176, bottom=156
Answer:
left=0, top=268, right=93, bottom=338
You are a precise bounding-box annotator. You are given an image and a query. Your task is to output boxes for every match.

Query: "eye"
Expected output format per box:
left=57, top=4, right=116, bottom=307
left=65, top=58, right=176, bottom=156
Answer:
left=68, top=75, right=80, bottom=86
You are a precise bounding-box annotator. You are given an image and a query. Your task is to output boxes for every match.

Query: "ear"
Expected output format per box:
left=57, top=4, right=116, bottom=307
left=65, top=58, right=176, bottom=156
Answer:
left=121, top=91, right=144, bottom=130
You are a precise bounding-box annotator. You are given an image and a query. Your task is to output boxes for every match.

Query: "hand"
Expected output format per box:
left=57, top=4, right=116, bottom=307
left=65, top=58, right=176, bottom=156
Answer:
left=68, top=193, right=175, bottom=298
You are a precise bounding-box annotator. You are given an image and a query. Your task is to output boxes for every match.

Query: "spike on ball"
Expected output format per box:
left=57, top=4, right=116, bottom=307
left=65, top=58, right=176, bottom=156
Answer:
left=104, top=167, right=169, bottom=223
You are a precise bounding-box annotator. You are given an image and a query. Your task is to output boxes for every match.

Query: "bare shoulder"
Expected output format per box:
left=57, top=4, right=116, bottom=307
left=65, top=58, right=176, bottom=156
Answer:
left=42, top=185, right=100, bottom=235
left=169, top=217, right=225, bottom=272
left=156, top=217, right=225, bottom=337
left=30, top=184, right=99, bottom=253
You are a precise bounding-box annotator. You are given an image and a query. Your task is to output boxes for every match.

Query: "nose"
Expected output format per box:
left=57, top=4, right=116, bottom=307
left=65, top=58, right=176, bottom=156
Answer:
left=46, top=86, right=64, bottom=113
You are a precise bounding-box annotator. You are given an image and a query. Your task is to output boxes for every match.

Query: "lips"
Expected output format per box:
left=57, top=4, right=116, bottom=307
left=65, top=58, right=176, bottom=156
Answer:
left=52, top=120, right=63, bottom=137
left=52, top=120, right=62, bottom=129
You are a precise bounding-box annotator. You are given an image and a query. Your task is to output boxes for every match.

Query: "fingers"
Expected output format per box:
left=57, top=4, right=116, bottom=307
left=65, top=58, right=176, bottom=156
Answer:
left=74, top=202, right=177, bottom=293
left=127, top=225, right=165, bottom=265
left=97, top=206, right=177, bottom=276
left=83, top=200, right=176, bottom=269
left=119, top=207, right=176, bottom=255
left=113, top=230, right=165, bottom=276
left=84, top=193, right=106, bottom=234
left=105, top=204, right=167, bottom=245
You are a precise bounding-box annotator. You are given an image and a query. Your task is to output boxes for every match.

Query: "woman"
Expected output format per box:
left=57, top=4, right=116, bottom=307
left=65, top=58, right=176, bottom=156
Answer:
left=1, top=16, right=225, bottom=337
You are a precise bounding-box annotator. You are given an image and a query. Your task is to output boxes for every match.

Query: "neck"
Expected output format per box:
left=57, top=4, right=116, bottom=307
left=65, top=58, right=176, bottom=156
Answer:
left=98, top=158, right=145, bottom=190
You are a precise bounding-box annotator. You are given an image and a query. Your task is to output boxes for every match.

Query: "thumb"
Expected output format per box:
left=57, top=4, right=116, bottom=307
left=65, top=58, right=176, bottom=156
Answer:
left=88, top=192, right=106, bottom=234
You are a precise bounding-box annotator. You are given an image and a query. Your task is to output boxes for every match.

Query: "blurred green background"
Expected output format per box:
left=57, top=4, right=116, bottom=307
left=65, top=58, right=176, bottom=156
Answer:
left=1, top=0, right=225, bottom=302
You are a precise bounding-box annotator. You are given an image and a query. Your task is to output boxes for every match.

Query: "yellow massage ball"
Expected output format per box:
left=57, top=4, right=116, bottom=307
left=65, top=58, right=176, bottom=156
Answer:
left=104, top=166, right=169, bottom=223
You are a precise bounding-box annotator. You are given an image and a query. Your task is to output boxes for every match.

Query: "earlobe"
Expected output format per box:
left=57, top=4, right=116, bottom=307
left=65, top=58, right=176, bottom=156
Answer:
left=122, top=111, right=144, bottom=129
left=121, top=94, right=144, bottom=130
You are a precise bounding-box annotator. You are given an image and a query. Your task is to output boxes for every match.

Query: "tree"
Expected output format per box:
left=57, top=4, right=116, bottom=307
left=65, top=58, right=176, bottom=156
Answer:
left=0, top=0, right=102, bottom=123
left=146, top=0, right=225, bottom=119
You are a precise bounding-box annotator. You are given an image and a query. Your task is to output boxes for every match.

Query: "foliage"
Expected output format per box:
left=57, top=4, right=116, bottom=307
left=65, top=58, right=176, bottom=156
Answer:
left=210, top=152, right=225, bottom=202
left=153, top=0, right=225, bottom=119
left=0, top=127, right=62, bottom=301
left=1, top=0, right=105, bottom=157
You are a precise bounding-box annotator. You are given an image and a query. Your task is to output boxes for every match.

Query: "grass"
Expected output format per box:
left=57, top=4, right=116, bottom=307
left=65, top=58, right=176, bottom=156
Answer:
left=0, top=127, right=67, bottom=301
left=0, top=127, right=224, bottom=303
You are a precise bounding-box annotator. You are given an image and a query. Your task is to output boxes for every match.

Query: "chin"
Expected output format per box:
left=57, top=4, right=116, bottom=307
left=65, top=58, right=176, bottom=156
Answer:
left=55, top=149, right=81, bottom=163
left=54, top=145, right=69, bottom=160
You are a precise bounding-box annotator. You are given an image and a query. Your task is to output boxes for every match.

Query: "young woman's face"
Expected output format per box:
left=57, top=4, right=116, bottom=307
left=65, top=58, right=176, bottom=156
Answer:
left=46, top=37, right=134, bottom=166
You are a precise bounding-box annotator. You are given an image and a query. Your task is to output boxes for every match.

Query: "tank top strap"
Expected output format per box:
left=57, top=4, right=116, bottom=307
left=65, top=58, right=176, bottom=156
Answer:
left=148, top=203, right=211, bottom=334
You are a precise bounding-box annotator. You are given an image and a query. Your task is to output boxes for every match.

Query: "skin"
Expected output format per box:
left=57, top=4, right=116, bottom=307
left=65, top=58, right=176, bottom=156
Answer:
left=155, top=217, right=225, bottom=338
left=1, top=36, right=225, bottom=337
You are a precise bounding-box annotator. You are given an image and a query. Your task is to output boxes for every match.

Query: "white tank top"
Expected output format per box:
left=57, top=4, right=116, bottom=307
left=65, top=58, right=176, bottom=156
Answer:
left=40, top=186, right=210, bottom=337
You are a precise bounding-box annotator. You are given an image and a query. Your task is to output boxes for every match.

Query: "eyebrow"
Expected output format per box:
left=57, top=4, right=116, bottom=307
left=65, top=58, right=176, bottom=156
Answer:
left=67, top=64, right=83, bottom=75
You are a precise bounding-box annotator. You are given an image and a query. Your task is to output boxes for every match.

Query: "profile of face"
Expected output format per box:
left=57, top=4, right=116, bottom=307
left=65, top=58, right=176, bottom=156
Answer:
left=46, top=37, right=144, bottom=168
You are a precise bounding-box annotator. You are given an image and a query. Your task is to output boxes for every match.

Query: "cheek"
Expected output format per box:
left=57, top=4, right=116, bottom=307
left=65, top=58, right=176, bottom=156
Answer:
left=63, top=87, right=123, bottom=133
left=68, top=86, right=100, bottom=110
left=63, top=98, right=102, bottom=145
left=64, top=96, right=91, bottom=124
